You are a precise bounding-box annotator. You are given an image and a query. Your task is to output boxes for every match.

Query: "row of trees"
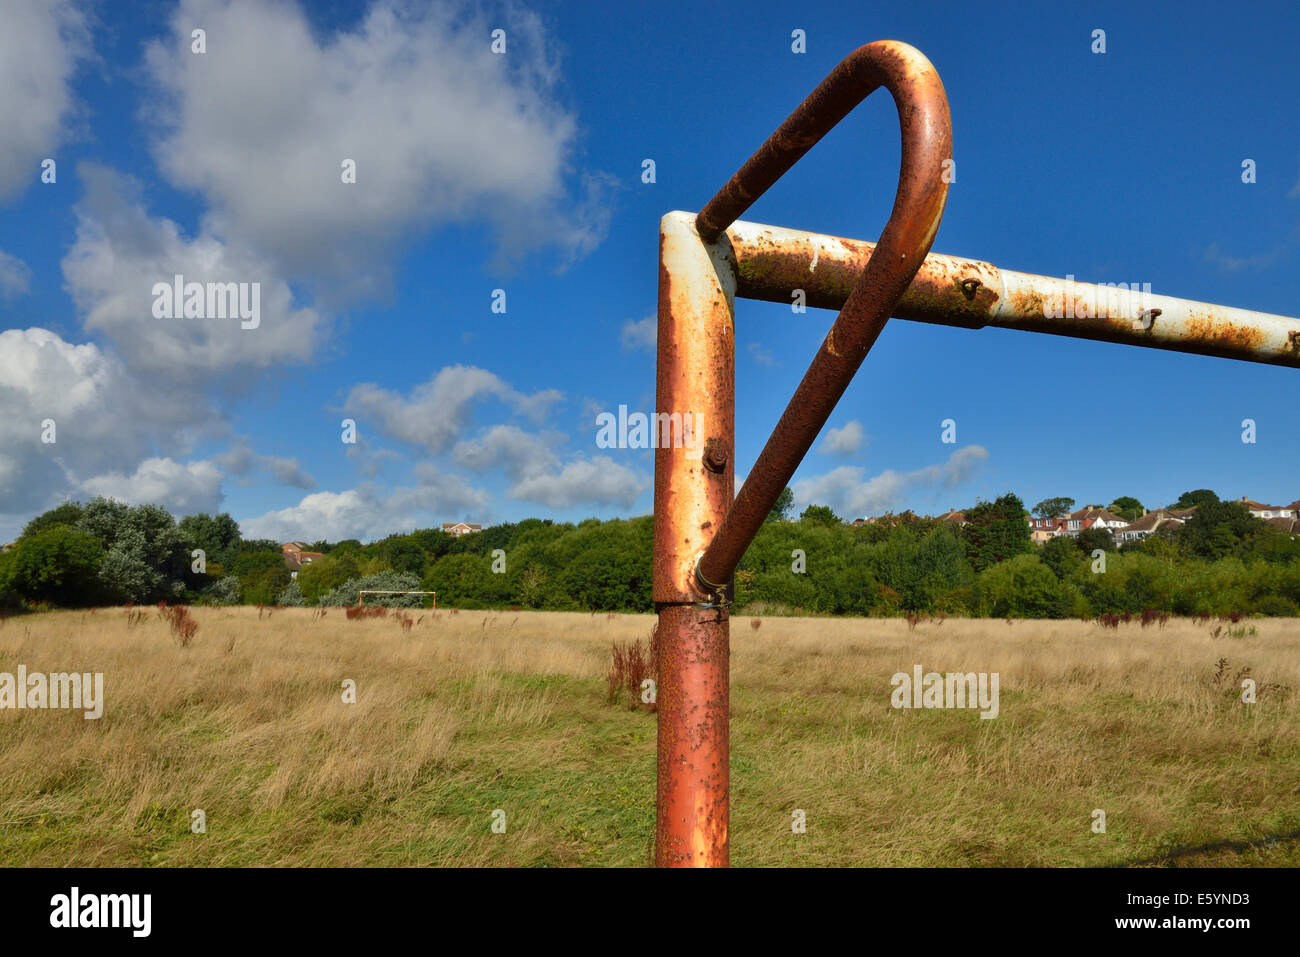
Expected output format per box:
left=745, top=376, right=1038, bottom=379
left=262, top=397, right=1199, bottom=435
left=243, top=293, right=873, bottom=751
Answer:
left=2, top=489, right=1297, bottom=618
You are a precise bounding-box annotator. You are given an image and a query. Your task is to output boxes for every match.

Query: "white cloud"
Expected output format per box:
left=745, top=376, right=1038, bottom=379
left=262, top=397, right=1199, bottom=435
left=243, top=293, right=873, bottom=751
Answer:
left=747, top=341, right=777, bottom=367
left=621, top=315, right=655, bottom=351
left=0, top=250, right=31, bottom=299
left=453, top=424, right=558, bottom=477
left=508, top=455, right=648, bottom=510
left=453, top=422, right=649, bottom=509
left=819, top=420, right=864, bottom=456
left=0, top=328, right=203, bottom=526
left=0, top=0, right=89, bottom=201
left=793, top=445, right=989, bottom=518
left=144, top=0, right=614, bottom=296
left=347, top=364, right=564, bottom=454
left=1200, top=241, right=1282, bottom=274
left=240, top=466, right=488, bottom=542
left=78, top=457, right=225, bottom=516
left=217, top=439, right=315, bottom=489
left=61, top=164, right=323, bottom=383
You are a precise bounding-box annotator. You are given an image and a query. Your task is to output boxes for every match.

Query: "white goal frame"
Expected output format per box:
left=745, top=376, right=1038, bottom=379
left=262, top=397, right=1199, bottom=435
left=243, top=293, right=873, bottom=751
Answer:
left=357, top=590, right=437, bottom=608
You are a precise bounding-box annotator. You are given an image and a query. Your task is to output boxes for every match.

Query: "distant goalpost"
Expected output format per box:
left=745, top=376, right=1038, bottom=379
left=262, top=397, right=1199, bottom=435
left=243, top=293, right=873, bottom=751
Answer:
left=357, top=590, right=437, bottom=609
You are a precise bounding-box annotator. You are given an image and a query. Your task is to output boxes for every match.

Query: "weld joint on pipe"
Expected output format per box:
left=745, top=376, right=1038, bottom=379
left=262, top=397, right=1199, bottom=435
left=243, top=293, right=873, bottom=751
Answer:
left=693, top=555, right=729, bottom=600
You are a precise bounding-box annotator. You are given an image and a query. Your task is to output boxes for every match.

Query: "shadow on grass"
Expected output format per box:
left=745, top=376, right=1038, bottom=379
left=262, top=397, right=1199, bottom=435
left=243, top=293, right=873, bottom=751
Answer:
left=1117, top=829, right=1300, bottom=867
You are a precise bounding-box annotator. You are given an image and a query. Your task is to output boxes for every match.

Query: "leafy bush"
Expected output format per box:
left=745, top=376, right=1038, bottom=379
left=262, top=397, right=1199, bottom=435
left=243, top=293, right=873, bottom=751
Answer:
left=205, top=576, right=242, bottom=605
left=977, top=554, right=1078, bottom=618
left=320, top=571, right=425, bottom=607
left=9, top=526, right=103, bottom=606
left=277, top=581, right=305, bottom=606
left=1252, top=595, right=1300, bottom=617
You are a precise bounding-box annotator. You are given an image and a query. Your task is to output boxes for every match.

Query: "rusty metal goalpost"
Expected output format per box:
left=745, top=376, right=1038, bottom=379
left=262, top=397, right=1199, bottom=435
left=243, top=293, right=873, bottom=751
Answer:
left=651, top=39, right=1300, bottom=867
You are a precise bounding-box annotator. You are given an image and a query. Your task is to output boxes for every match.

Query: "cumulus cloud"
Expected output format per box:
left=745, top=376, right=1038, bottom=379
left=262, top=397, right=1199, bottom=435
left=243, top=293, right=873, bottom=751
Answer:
left=78, top=457, right=225, bottom=516
left=453, top=424, right=557, bottom=477
left=0, top=328, right=203, bottom=527
left=621, top=315, right=655, bottom=351
left=239, top=465, right=488, bottom=542
left=819, top=420, right=864, bottom=456
left=217, top=439, right=315, bottom=489
left=508, top=456, right=648, bottom=510
left=347, top=365, right=563, bottom=454
left=0, top=0, right=89, bottom=201
left=793, top=445, right=989, bottom=518
left=0, top=250, right=32, bottom=299
left=144, top=0, right=614, bottom=296
left=453, top=423, right=648, bottom=508
left=61, top=164, right=323, bottom=383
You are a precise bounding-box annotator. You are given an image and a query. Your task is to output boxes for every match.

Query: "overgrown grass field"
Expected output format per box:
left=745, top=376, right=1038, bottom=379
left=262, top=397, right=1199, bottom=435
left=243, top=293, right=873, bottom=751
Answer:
left=1, top=607, right=1297, bottom=866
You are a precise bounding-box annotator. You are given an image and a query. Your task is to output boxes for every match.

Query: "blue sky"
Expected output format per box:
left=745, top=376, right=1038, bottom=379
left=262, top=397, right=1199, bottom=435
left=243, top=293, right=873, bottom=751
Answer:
left=2, top=0, right=1298, bottom=543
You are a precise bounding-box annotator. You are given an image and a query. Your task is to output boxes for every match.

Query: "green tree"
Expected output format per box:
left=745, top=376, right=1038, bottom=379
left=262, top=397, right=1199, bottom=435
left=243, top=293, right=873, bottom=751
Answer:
left=800, top=504, right=841, bottom=526
left=1039, top=536, right=1081, bottom=580
left=766, top=487, right=795, bottom=523
left=75, top=499, right=189, bottom=602
left=10, top=526, right=103, bottom=606
left=386, top=537, right=427, bottom=575
left=297, top=553, right=358, bottom=604
left=1076, top=526, right=1115, bottom=555
left=1179, top=500, right=1260, bottom=559
left=0, top=549, right=22, bottom=608
left=230, top=548, right=291, bottom=605
left=178, top=512, right=241, bottom=561
left=1107, top=496, right=1144, bottom=521
left=961, top=493, right=1033, bottom=572
left=1031, top=497, right=1074, bottom=520
left=20, top=502, right=85, bottom=540
left=977, top=554, right=1079, bottom=618
left=1172, top=489, right=1219, bottom=510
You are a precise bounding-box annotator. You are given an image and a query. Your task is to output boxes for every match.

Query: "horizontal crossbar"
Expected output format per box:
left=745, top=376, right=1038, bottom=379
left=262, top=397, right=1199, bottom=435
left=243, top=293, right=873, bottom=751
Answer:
left=716, top=217, right=1300, bottom=368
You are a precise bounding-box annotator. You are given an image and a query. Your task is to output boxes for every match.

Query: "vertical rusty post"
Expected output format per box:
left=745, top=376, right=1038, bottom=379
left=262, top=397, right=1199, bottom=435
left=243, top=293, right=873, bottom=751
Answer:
left=653, top=210, right=735, bottom=867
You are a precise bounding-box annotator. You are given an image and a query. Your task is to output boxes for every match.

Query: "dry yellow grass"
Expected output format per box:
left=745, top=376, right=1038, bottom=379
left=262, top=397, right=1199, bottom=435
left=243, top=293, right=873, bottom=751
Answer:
left=1, top=606, right=1296, bottom=866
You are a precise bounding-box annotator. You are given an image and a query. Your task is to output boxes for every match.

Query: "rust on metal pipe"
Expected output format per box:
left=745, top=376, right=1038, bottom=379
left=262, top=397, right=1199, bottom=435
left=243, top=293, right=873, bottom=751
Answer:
left=653, top=210, right=735, bottom=867
left=723, top=219, right=1300, bottom=368
left=694, top=40, right=952, bottom=592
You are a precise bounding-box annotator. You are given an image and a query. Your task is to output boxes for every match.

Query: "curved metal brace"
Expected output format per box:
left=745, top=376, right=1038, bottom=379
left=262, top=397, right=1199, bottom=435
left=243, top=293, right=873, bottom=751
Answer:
left=695, top=40, right=952, bottom=591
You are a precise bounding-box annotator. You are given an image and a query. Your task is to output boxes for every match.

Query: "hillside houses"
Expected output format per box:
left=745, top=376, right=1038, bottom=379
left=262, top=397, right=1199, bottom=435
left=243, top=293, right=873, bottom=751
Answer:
left=1028, top=507, right=1128, bottom=542
left=1115, top=509, right=1187, bottom=543
left=1237, top=497, right=1297, bottom=520
left=442, top=522, right=482, bottom=537
left=281, top=541, right=325, bottom=579
left=850, top=495, right=1297, bottom=545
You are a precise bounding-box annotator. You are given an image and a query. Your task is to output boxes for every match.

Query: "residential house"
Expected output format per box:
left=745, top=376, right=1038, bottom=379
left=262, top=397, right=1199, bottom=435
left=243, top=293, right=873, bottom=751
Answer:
left=937, top=508, right=968, bottom=526
left=1058, top=507, right=1128, bottom=537
left=1236, top=497, right=1296, bottom=520
left=442, top=522, right=482, bottom=538
left=282, top=541, right=325, bottom=579
left=1027, top=516, right=1066, bottom=544
left=1117, top=509, right=1185, bottom=543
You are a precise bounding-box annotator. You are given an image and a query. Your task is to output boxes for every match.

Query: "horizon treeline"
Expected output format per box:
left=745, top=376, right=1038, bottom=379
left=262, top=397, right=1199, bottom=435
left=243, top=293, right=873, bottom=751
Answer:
left=2, top=490, right=1299, bottom=618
